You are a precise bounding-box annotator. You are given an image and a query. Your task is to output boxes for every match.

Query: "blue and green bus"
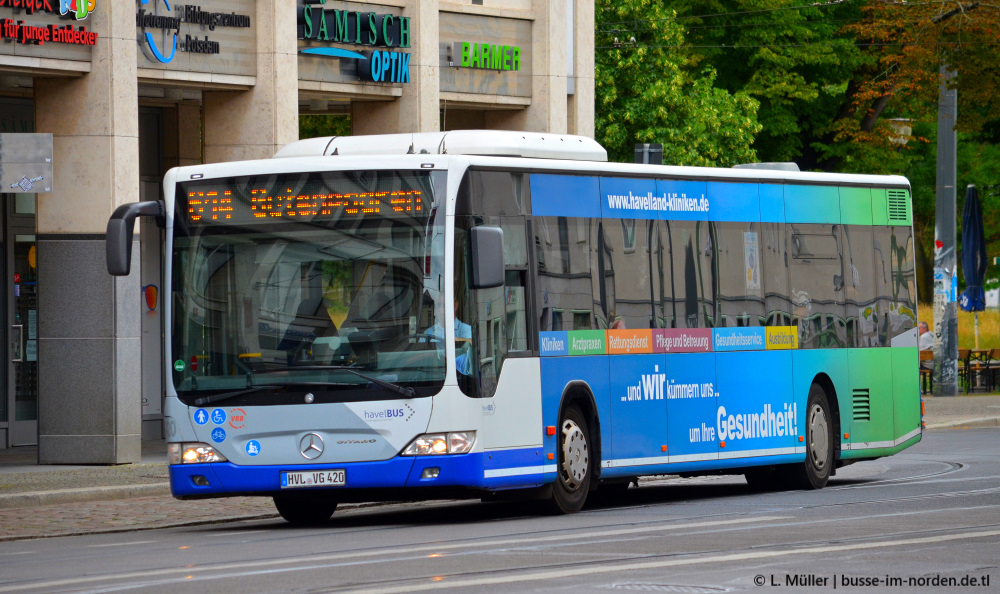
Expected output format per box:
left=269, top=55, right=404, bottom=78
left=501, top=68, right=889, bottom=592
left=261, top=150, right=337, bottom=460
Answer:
left=106, top=131, right=921, bottom=522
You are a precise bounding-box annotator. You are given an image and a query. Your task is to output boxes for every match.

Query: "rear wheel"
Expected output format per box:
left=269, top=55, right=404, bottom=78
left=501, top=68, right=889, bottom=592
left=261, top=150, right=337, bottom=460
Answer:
left=549, top=406, right=591, bottom=513
left=273, top=494, right=338, bottom=525
left=785, top=384, right=835, bottom=489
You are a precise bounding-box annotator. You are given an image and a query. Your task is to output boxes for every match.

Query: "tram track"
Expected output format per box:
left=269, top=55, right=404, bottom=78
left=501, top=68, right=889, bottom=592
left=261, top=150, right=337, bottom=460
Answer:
left=10, top=495, right=998, bottom=594
left=44, top=520, right=1000, bottom=594
left=3, top=450, right=997, bottom=593
left=827, top=458, right=965, bottom=487
left=318, top=526, right=1000, bottom=593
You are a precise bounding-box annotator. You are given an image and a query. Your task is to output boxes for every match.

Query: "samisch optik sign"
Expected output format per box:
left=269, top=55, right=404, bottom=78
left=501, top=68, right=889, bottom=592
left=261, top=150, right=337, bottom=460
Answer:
left=0, top=0, right=99, bottom=46
left=298, top=0, right=412, bottom=84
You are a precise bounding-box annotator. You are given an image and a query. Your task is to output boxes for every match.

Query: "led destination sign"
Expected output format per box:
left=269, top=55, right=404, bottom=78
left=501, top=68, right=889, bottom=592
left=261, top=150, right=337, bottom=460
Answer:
left=179, top=172, right=431, bottom=226
left=185, top=189, right=422, bottom=224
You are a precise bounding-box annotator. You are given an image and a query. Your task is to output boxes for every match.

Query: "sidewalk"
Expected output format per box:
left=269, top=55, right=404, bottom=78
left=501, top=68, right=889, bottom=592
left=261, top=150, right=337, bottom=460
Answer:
left=1, top=394, right=998, bottom=541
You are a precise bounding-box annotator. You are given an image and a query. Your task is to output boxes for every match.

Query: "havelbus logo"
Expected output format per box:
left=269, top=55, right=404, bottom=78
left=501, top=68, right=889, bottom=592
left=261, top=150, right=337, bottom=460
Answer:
left=765, top=326, right=799, bottom=350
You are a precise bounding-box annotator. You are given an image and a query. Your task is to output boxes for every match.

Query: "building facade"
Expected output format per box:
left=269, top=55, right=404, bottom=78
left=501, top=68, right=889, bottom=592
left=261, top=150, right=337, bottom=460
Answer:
left=0, top=0, right=594, bottom=462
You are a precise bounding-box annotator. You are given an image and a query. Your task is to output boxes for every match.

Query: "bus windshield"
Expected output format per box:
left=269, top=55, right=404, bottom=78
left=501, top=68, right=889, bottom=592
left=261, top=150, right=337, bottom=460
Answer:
left=171, top=169, right=447, bottom=406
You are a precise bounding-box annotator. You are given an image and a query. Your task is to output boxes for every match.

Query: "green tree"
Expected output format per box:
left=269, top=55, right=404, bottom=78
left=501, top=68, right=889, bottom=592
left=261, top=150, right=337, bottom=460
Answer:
left=663, top=1, right=1000, bottom=177
left=667, top=0, right=865, bottom=167
left=905, top=121, right=1000, bottom=301
left=815, top=1, right=1000, bottom=174
left=299, top=114, right=351, bottom=139
left=595, top=0, right=761, bottom=165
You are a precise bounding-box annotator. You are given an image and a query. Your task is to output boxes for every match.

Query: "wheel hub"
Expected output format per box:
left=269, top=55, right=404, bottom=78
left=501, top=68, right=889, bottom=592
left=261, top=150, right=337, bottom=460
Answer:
left=561, top=418, right=589, bottom=490
left=807, top=403, right=830, bottom=470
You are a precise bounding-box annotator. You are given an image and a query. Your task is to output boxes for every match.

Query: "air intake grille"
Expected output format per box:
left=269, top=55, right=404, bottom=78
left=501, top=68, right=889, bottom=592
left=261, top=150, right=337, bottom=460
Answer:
left=887, top=189, right=910, bottom=223
left=853, top=388, right=871, bottom=422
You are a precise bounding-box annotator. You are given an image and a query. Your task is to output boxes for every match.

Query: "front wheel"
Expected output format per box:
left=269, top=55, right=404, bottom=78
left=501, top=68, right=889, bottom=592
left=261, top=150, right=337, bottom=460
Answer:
left=785, top=384, right=835, bottom=489
left=273, top=494, right=338, bottom=525
left=548, top=405, right=592, bottom=513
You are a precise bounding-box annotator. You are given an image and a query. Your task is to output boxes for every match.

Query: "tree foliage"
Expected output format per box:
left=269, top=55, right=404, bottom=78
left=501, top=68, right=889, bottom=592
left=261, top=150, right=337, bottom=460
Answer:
left=595, top=0, right=761, bottom=165
left=668, top=0, right=865, bottom=166
left=596, top=1, right=1000, bottom=301
left=299, top=114, right=351, bottom=139
left=811, top=1, right=999, bottom=173
left=663, top=0, right=1000, bottom=175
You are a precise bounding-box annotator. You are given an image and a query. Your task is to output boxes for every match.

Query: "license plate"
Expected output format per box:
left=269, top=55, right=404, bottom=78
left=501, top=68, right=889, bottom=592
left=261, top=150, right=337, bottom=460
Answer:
left=281, top=470, right=346, bottom=489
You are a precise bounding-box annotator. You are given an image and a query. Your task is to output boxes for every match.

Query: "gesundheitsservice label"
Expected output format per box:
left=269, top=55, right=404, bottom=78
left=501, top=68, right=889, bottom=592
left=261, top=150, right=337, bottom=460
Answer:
left=540, top=327, right=798, bottom=356
left=713, top=327, right=765, bottom=352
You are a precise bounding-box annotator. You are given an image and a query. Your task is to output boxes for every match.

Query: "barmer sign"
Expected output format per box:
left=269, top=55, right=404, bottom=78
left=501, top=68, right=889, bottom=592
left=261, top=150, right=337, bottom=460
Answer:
left=451, top=41, right=521, bottom=72
left=298, top=0, right=411, bottom=84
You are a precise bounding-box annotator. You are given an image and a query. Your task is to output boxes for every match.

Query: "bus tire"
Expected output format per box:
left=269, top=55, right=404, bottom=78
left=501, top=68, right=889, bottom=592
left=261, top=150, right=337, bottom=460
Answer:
left=549, top=405, right=591, bottom=513
left=787, top=383, right=835, bottom=489
left=273, top=494, right=338, bottom=525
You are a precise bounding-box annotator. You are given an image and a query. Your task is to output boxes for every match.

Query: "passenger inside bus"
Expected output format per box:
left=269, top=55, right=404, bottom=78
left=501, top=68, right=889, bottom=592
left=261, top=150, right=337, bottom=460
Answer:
left=425, top=299, right=472, bottom=376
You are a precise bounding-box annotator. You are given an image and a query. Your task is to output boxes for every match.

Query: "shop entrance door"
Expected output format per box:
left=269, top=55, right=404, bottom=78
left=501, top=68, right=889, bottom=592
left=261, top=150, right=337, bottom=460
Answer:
left=8, top=197, right=37, bottom=446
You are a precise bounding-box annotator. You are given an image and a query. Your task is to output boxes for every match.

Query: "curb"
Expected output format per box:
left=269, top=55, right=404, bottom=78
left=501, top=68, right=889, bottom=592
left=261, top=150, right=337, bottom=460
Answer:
left=923, top=417, right=1000, bottom=430
left=0, top=483, right=171, bottom=509
left=0, top=511, right=282, bottom=543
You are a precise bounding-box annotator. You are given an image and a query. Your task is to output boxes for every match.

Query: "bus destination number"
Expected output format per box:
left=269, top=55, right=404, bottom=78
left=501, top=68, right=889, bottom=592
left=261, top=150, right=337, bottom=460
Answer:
left=281, top=470, right=346, bottom=488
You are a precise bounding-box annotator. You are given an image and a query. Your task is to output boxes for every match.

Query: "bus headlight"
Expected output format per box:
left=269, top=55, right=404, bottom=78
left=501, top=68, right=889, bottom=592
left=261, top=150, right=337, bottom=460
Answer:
left=402, top=432, right=476, bottom=456
left=168, top=442, right=228, bottom=465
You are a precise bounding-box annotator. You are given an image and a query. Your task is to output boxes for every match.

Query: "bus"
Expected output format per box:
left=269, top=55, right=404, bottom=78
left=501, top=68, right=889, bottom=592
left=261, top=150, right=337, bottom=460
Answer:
left=106, top=131, right=921, bottom=523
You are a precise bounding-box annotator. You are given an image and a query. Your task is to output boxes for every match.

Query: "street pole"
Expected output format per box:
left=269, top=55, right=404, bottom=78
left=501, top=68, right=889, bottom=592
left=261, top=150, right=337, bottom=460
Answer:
left=933, top=67, right=958, bottom=396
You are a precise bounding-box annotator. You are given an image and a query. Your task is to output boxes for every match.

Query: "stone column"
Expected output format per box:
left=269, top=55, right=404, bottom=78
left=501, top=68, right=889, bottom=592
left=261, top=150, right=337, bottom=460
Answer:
left=487, top=0, right=567, bottom=133
left=177, top=103, right=203, bottom=167
left=203, top=0, right=299, bottom=163
left=567, top=0, right=594, bottom=138
left=352, top=0, right=440, bottom=134
left=34, top=2, right=141, bottom=463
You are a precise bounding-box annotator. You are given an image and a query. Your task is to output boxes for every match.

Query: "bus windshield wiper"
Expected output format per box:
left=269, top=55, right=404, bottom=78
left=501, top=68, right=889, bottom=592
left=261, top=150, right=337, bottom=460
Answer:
left=191, top=379, right=374, bottom=407
left=193, top=386, right=272, bottom=407
left=253, top=365, right=418, bottom=398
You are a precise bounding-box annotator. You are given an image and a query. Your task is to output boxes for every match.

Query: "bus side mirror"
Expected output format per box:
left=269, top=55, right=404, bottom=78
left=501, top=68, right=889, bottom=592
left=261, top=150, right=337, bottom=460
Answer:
left=106, top=201, right=165, bottom=276
left=470, top=226, right=504, bottom=289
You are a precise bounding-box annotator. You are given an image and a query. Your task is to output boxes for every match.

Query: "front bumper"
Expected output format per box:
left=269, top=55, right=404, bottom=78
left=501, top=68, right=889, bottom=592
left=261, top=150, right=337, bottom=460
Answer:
left=170, top=449, right=551, bottom=500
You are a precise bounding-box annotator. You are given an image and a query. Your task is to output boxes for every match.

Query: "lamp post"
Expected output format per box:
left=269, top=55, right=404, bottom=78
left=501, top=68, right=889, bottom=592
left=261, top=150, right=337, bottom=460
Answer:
left=934, top=68, right=958, bottom=397
left=886, top=118, right=912, bottom=148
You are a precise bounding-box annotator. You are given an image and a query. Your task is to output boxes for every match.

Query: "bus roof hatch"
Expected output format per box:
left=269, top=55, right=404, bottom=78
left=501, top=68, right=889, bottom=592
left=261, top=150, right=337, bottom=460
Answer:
left=274, top=130, right=608, bottom=162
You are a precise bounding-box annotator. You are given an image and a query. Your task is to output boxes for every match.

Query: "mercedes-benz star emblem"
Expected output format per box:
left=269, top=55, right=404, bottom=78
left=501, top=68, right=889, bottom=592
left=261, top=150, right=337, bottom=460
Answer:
left=299, top=433, right=325, bottom=460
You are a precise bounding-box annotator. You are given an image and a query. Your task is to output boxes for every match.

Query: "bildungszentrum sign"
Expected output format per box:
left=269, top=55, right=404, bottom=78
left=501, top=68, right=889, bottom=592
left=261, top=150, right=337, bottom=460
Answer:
left=136, top=0, right=252, bottom=64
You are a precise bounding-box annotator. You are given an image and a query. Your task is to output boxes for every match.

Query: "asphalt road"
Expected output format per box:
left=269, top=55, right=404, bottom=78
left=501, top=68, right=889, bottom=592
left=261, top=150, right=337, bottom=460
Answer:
left=1, top=429, right=997, bottom=593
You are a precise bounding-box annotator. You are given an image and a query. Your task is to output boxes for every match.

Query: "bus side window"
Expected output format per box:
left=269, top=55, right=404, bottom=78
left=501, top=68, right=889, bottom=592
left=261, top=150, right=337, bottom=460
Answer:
left=665, top=220, right=716, bottom=328
left=763, top=222, right=792, bottom=328
left=843, top=224, right=878, bottom=347
left=604, top=218, right=659, bottom=329
left=536, top=215, right=598, bottom=330
left=455, top=170, right=531, bottom=398
left=872, top=225, right=916, bottom=345
left=715, top=222, right=764, bottom=327
left=789, top=223, right=848, bottom=348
